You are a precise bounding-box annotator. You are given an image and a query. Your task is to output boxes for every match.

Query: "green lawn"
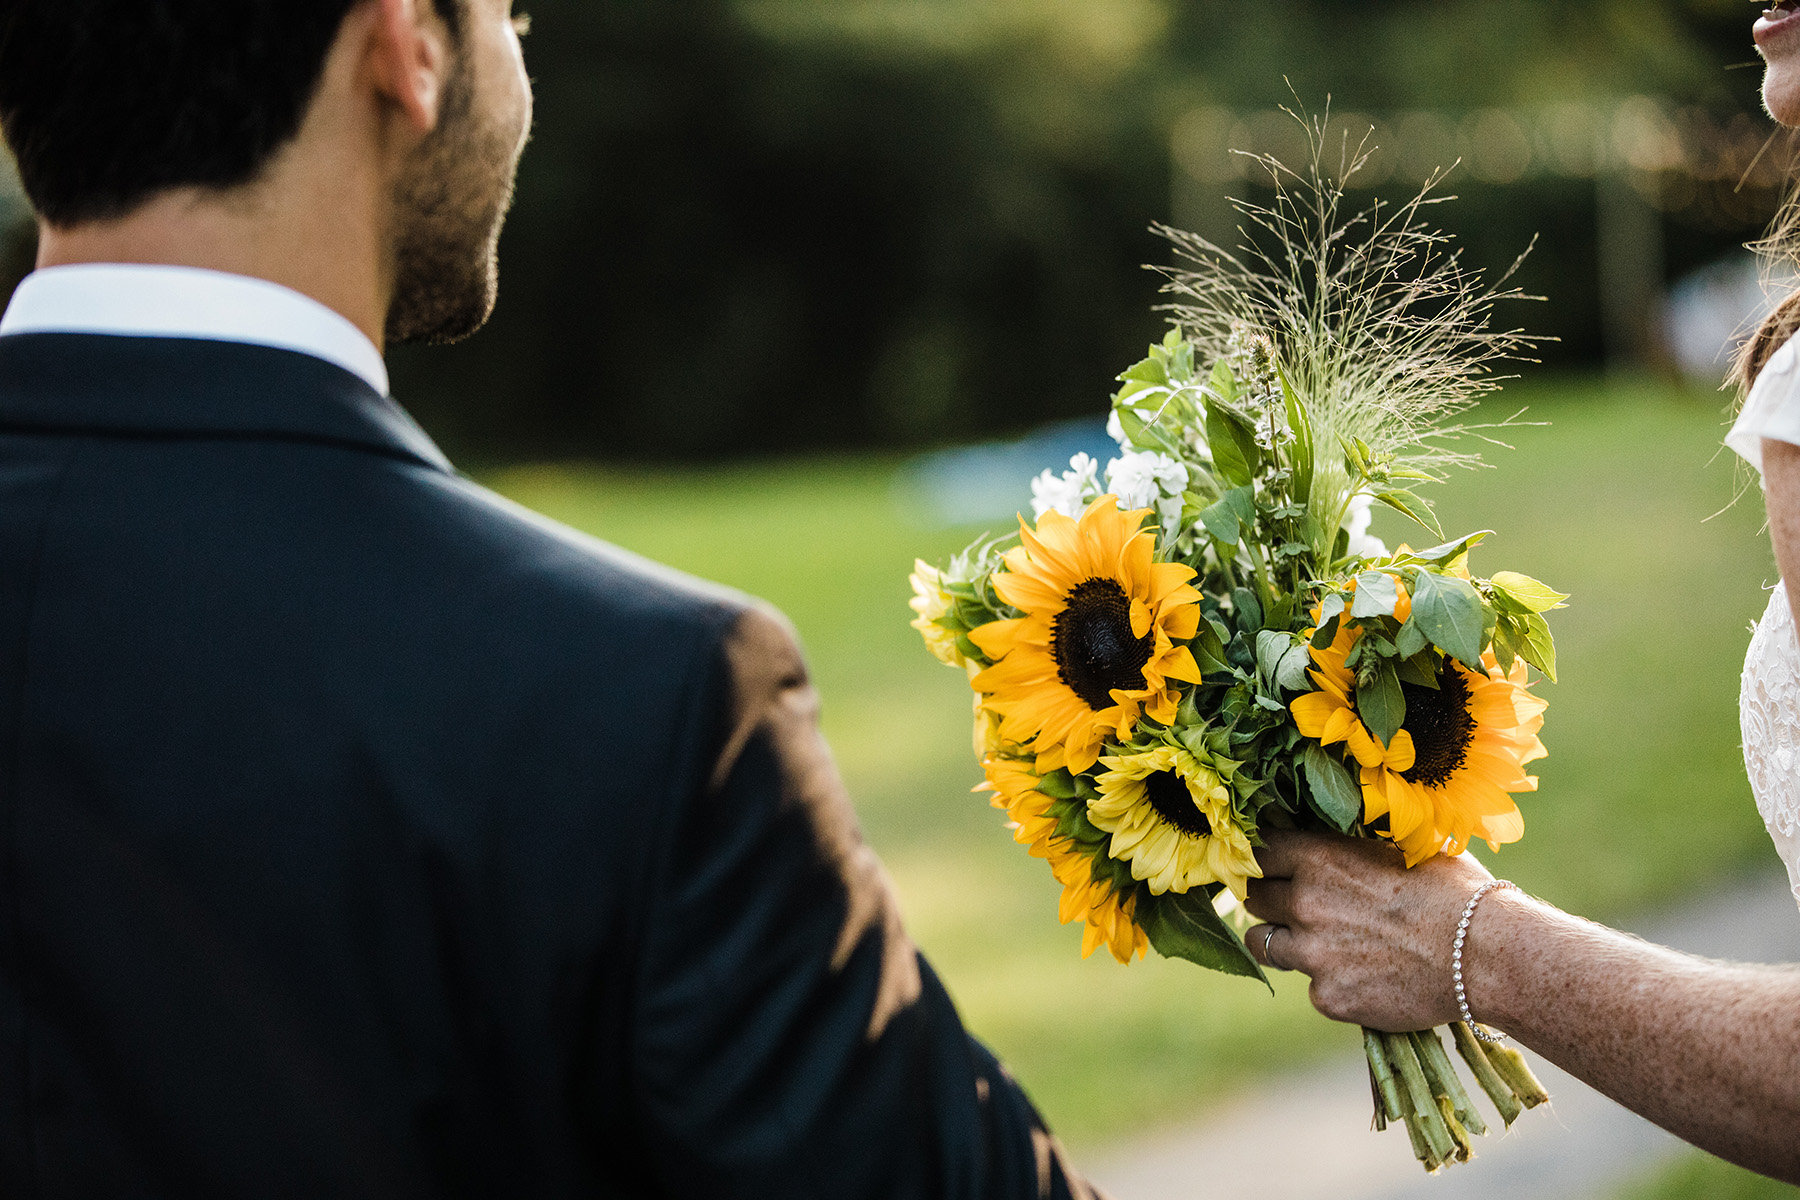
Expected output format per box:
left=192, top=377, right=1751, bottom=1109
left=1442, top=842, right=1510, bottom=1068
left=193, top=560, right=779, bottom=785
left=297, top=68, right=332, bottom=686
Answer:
left=484, top=375, right=1783, bottom=1151
left=1617, top=1152, right=1799, bottom=1200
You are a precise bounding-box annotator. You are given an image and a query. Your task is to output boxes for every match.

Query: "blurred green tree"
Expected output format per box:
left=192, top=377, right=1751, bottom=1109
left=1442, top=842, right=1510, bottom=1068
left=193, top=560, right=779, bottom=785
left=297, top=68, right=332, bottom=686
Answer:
left=391, top=0, right=1774, bottom=462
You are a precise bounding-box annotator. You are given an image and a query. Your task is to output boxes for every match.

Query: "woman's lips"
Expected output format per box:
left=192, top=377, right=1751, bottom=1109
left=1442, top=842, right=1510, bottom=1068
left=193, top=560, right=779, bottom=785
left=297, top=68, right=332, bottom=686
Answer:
left=1758, top=1, right=1800, bottom=47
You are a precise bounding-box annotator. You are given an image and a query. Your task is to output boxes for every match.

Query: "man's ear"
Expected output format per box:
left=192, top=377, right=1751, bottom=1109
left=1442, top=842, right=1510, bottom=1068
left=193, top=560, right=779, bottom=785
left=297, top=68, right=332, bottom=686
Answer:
left=362, top=0, right=453, bottom=135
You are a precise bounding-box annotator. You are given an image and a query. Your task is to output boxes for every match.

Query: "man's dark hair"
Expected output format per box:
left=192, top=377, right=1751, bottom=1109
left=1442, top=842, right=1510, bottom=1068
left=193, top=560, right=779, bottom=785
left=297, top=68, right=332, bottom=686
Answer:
left=0, top=0, right=461, bottom=227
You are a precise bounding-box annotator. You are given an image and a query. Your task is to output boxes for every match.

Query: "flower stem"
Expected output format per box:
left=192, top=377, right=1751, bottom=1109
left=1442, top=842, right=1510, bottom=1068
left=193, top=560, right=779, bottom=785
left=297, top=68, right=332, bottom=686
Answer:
left=1412, top=1028, right=1488, bottom=1137
left=1480, top=1038, right=1550, bottom=1109
left=1363, top=1027, right=1405, bottom=1124
left=1434, top=1094, right=1475, bottom=1164
left=1399, top=1093, right=1435, bottom=1168
left=1384, top=1031, right=1455, bottom=1167
left=1451, top=1020, right=1522, bottom=1126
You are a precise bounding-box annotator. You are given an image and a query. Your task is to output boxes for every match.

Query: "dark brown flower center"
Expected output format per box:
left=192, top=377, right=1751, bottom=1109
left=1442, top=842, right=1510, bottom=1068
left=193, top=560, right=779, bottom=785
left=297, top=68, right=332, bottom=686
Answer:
left=1144, top=769, right=1213, bottom=838
left=1399, top=663, right=1476, bottom=789
left=1051, top=578, right=1155, bottom=711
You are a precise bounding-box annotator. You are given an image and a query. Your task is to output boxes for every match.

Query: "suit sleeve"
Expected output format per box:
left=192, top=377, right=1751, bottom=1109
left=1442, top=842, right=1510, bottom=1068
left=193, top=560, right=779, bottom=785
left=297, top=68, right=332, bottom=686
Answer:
left=630, top=604, right=1108, bottom=1200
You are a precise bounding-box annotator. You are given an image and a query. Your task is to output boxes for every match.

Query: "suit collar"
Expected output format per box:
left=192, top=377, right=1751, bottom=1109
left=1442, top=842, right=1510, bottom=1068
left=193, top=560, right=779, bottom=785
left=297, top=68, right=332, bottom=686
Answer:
left=0, top=333, right=452, bottom=472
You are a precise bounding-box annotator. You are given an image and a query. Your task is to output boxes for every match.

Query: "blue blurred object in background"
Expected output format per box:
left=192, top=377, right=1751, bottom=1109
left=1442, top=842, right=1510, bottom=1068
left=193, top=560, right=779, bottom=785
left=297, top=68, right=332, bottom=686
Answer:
left=891, top=418, right=1120, bottom=528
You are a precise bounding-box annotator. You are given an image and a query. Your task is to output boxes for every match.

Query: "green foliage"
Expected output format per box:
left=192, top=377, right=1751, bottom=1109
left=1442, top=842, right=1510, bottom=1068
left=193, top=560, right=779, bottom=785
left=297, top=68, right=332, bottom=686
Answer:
left=1405, top=569, right=1489, bottom=671
left=1301, top=742, right=1362, bottom=832
left=1140, top=887, right=1270, bottom=987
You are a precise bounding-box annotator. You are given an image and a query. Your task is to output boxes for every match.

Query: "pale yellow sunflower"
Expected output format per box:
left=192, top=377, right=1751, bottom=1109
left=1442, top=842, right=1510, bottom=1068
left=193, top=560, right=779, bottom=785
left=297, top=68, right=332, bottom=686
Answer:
left=1290, top=615, right=1546, bottom=867
left=970, top=496, right=1204, bottom=775
left=979, top=756, right=1148, bottom=963
left=909, top=559, right=966, bottom=667
left=1090, top=745, right=1262, bottom=899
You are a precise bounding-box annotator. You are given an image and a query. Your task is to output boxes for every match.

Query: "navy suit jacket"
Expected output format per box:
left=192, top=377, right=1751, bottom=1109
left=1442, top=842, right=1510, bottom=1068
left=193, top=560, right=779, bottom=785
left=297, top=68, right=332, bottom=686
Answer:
left=0, top=334, right=1101, bottom=1199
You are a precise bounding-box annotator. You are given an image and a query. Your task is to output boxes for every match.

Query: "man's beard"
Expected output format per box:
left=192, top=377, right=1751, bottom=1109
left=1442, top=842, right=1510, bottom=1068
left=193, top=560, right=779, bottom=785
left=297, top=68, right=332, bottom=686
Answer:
left=385, top=55, right=522, bottom=347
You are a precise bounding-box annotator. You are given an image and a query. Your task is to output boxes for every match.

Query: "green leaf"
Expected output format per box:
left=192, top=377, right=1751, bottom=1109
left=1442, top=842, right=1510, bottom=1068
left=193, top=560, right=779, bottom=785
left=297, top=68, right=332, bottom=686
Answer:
left=1199, top=486, right=1255, bottom=544
left=1198, top=497, right=1242, bottom=544
left=1311, top=592, right=1345, bottom=650
left=1231, top=587, right=1263, bottom=633
left=1276, top=643, right=1314, bottom=691
left=1375, top=489, right=1445, bottom=539
left=1191, top=619, right=1231, bottom=677
left=1254, top=630, right=1290, bottom=682
left=1407, top=569, right=1487, bottom=671
left=1492, top=615, right=1520, bottom=674
left=1395, top=619, right=1428, bottom=659
left=1396, top=650, right=1440, bottom=689
left=1360, top=631, right=1398, bottom=658
left=1516, top=611, right=1558, bottom=682
left=1278, top=367, right=1314, bottom=507
left=1350, top=571, right=1399, bottom=619
left=1266, top=594, right=1297, bottom=632
left=1317, top=591, right=1346, bottom=626
left=1037, top=769, right=1080, bottom=800
left=1394, top=530, right=1492, bottom=569
left=1119, top=358, right=1167, bottom=386
left=1356, top=662, right=1406, bottom=747
left=1209, top=360, right=1239, bottom=403
left=1489, top=571, right=1569, bottom=614
left=1252, top=633, right=1310, bottom=690
left=1301, top=742, right=1363, bottom=833
left=1206, top=404, right=1257, bottom=487
left=1117, top=403, right=1181, bottom=457
left=1141, top=887, right=1270, bottom=987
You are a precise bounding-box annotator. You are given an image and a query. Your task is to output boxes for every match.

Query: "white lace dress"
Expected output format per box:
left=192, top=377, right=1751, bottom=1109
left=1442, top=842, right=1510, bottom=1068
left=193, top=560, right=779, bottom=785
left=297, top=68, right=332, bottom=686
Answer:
left=1728, top=332, right=1800, bottom=907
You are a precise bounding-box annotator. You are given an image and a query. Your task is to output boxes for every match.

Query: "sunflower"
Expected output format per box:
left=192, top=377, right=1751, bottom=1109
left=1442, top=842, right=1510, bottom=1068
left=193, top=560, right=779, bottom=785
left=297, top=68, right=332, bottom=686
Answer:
left=1090, top=745, right=1262, bottom=899
left=979, top=756, right=1149, bottom=963
left=969, top=496, right=1204, bottom=775
left=1290, top=618, right=1546, bottom=867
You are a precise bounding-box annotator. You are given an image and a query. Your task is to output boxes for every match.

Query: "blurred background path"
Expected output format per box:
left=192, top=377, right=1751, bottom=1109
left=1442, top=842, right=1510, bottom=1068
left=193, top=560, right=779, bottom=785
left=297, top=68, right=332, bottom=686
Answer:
left=1087, top=871, right=1800, bottom=1200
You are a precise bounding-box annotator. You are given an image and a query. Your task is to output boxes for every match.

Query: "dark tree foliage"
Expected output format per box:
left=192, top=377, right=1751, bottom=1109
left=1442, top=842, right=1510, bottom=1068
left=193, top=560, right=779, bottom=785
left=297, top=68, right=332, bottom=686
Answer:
left=386, top=0, right=1768, bottom=463
left=393, top=0, right=1168, bottom=462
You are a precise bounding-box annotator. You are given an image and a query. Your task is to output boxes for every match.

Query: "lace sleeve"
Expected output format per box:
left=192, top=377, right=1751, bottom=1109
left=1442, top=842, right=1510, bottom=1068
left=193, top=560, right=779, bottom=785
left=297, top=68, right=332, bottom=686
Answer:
left=1739, top=584, right=1800, bottom=908
left=1727, top=332, right=1800, bottom=476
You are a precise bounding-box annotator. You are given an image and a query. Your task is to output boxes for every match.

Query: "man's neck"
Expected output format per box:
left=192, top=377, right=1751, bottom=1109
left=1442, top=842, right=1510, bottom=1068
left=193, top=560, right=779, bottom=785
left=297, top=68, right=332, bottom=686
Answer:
left=35, top=175, right=393, bottom=353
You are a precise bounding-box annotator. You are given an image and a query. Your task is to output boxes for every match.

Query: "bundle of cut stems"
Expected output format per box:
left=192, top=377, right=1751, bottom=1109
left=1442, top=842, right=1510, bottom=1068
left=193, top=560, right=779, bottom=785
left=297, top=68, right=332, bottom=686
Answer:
left=1363, top=1024, right=1549, bottom=1171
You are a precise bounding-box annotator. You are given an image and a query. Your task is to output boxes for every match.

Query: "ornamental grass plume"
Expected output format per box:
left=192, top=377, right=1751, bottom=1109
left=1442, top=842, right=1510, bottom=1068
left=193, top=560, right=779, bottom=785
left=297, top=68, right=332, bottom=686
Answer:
left=1152, top=107, right=1545, bottom=562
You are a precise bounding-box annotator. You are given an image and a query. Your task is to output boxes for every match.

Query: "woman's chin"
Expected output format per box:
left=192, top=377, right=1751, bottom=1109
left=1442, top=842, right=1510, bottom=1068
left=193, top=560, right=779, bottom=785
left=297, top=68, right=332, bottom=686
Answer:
left=1767, top=72, right=1800, bottom=128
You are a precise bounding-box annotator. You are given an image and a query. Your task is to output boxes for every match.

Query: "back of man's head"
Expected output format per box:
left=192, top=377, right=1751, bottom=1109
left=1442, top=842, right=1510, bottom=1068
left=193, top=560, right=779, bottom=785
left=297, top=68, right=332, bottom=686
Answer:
left=0, top=0, right=460, bottom=228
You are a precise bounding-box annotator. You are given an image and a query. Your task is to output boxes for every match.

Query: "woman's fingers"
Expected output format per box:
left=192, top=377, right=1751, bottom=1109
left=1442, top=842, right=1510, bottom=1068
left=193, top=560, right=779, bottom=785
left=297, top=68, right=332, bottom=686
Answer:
left=1246, top=922, right=1293, bottom=971
left=1249, top=828, right=1313, bottom=879
left=1243, top=877, right=1295, bottom=926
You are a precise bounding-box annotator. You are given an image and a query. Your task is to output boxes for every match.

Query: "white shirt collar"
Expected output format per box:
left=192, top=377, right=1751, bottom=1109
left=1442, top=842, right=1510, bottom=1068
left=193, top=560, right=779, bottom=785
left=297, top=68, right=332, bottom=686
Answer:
left=0, top=264, right=390, bottom=396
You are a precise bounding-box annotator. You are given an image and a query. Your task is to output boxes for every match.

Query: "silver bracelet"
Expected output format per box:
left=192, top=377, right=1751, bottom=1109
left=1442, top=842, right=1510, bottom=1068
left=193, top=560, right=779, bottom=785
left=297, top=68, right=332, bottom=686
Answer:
left=1453, top=879, right=1519, bottom=1043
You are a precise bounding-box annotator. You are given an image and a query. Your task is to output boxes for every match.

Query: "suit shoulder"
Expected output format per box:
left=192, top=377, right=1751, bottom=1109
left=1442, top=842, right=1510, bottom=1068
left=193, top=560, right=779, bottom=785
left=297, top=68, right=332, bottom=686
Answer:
left=404, top=468, right=770, bottom=644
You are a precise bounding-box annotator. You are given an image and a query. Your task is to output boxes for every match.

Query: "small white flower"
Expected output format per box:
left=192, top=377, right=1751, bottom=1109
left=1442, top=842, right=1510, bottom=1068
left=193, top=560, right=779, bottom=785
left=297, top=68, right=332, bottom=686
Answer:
left=1105, top=450, right=1189, bottom=513
left=1344, top=491, right=1389, bottom=560
left=1030, top=452, right=1101, bottom=520
left=1106, top=409, right=1132, bottom=452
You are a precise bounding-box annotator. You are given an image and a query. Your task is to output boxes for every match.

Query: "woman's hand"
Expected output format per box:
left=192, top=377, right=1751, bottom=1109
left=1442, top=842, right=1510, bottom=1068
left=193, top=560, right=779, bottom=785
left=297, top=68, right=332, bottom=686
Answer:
left=1243, top=829, right=1494, bottom=1031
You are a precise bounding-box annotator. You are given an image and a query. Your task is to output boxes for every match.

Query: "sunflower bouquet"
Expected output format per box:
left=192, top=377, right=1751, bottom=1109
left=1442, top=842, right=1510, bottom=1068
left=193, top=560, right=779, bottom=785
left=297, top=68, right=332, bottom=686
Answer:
left=907, top=120, right=1561, bottom=1172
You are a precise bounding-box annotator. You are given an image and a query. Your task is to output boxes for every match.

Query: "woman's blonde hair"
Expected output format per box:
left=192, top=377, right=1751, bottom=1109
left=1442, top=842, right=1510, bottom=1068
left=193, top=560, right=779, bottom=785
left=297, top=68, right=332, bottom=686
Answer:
left=1735, top=166, right=1800, bottom=396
